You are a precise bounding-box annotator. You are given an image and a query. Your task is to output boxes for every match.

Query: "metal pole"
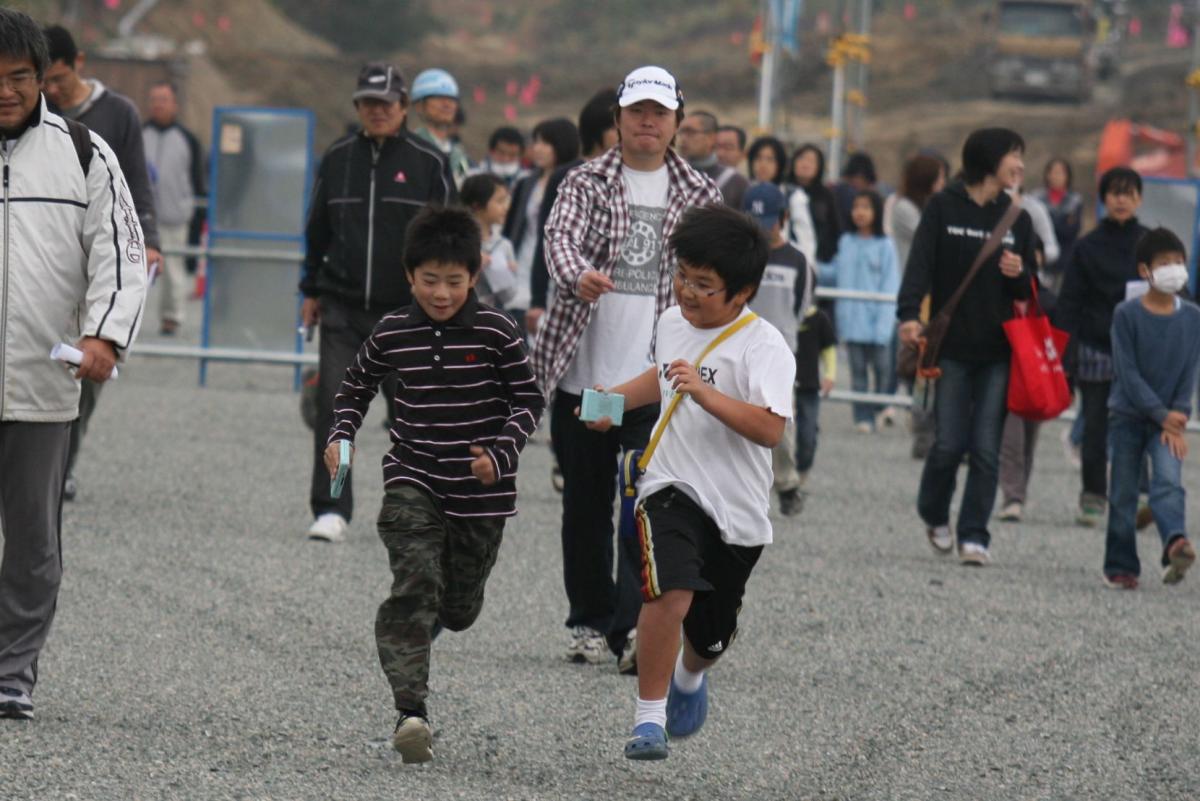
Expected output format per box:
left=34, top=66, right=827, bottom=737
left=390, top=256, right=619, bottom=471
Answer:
left=758, top=0, right=776, bottom=133
left=853, top=0, right=873, bottom=150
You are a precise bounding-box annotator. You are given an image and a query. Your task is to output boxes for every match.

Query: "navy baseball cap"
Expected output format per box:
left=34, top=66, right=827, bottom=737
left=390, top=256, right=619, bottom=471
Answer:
left=742, top=181, right=786, bottom=229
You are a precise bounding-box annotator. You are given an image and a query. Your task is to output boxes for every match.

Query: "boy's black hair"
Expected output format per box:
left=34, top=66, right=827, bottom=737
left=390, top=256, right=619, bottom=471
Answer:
left=1099, top=166, right=1142, bottom=200
left=578, top=88, right=618, bottom=155
left=460, top=173, right=505, bottom=210
left=853, top=189, right=885, bottom=237
left=488, top=125, right=524, bottom=151
left=746, top=136, right=787, bottom=185
left=961, top=127, right=1025, bottom=185
left=841, top=151, right=877, bottom=183
left=669, top=204, right=769, bottom=303
left=717, top=124, right=747, bottom=151
left=1135, top=227, right=1187, bottom=268
left=42, top=24, right=77, bottom=66
left=531, top=117, right=580, bottom=168
left=0, top=9, right=49, bottom=79
left=403, top=206, right=482, bottom=276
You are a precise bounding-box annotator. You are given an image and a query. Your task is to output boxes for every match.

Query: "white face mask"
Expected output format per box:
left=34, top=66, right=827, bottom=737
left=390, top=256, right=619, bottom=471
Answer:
left=1151, top=263, right=1189, bottom=295
left=490, top=161, right=520, bottom=178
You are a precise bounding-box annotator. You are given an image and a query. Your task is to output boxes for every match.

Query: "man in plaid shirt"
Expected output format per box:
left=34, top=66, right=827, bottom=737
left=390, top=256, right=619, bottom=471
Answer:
left=532, top=65, right=721, bottom=672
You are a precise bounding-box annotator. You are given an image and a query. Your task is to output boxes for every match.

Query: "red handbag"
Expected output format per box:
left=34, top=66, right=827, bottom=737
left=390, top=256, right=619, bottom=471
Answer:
left=1003, top=281, right=1071, bottom=420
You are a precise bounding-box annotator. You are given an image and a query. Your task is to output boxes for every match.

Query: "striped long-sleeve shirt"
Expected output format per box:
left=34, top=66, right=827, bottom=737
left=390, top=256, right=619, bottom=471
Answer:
left=327, top=292, right=544, bottom=518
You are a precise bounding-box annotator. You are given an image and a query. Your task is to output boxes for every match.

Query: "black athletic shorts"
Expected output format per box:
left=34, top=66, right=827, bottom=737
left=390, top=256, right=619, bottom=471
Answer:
left=635, top=486, right=763, bottom=660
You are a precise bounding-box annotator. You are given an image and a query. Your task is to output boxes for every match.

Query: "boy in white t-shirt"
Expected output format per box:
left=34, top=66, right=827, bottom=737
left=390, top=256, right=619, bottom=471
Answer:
left=583, top=205, right=796, bottom=760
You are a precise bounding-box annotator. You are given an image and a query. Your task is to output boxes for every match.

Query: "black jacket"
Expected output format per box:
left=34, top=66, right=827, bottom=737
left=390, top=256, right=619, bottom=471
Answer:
left=803, top=180, right=841, bottom=264
left=1053, top=217, right=1149, bottom=353
left=897, top=182, right=1036, bottom=363
left=301, top=130, right=454, bottom=310
left=529, top=159, right=582, bottom=309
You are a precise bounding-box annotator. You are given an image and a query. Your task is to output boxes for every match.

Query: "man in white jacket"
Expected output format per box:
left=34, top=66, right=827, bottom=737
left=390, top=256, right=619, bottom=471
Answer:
left=0, top=9, right=145, bottom=720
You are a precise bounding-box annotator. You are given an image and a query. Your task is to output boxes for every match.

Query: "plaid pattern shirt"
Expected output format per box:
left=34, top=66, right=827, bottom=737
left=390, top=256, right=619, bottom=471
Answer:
left=531, top=146, right=722, bottom=396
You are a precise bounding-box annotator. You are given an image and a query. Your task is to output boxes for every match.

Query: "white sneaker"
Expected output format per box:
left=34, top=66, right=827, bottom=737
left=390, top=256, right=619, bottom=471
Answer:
left=855, top=422, right=873, bottom=434
left=566, top=626, right=609, bottom=665
left=618, top=629, right=638, bottom=675
left=926, top=525, right=953, bottom=554
left=959, top=541, right=991, bottom=566
left=307, top=513, right=348, bottom=542
left=877, top=407, right=897, bottom=428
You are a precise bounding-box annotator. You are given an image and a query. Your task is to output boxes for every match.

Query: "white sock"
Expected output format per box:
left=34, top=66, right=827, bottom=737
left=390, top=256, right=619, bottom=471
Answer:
left=634, top=697, right=667, bottom=729
left=672, top=650, right=706, bottom=694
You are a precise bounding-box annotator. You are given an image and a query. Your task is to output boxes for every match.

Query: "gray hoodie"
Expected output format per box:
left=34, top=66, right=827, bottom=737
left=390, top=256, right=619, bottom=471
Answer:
left=58, top=79, right=160, bottom=250
left=143, top=120, right=205, bottom=226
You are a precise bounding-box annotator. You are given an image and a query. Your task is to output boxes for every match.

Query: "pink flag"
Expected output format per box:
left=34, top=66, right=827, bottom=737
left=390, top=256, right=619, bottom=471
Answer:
left=473, top=86, right=487, bottom=104
left=504, top=104, right=517, bottom=122
left=904, top=2, right=917, bottom=21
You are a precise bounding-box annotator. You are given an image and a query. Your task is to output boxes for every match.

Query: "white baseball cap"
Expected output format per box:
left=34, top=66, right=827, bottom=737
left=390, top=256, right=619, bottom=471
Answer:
left=617, top=66, right=683, bottom=110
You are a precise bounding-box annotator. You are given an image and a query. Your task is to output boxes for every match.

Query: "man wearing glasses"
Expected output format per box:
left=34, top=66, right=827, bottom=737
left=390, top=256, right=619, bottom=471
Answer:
left=533, top=65, right=721, bottom=675
left=677, top=110, right=748, bottom=211
left=0, top=8, right=146, bottom=720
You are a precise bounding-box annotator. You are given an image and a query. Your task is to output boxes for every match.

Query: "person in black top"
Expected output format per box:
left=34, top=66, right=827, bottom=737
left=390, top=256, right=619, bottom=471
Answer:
left=787, top=143, right=840, bottom=266
left=1054, top=167, right=1149, bottom=525
left=897, top=128, right=1036, bottom=566
left=299, top=62, right=455, bottom=543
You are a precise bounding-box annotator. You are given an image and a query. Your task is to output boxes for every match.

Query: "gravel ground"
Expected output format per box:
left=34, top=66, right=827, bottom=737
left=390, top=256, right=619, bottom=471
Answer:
left=2, top=347, right=1199, bottom=801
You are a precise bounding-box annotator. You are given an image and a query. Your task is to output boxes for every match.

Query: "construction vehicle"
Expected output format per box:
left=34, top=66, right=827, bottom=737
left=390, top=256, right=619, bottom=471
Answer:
left=986, top=0, right=1099, bottom=102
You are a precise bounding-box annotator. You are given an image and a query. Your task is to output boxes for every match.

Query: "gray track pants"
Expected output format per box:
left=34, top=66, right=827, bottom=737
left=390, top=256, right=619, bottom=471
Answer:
left=0, top=421, right=70, bottom=695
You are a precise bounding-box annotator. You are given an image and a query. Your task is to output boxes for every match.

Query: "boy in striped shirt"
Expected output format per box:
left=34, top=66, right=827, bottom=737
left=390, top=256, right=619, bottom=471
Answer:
left=324, top=207, right=544, bottom=763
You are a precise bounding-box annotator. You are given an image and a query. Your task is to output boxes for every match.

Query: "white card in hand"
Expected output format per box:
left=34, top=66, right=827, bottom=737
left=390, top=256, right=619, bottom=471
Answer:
left=51, top=343, right=119, bottom=380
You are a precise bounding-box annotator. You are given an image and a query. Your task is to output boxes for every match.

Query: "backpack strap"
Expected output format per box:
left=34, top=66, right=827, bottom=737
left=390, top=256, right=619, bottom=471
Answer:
left=64, top=118, right=94, bottom=178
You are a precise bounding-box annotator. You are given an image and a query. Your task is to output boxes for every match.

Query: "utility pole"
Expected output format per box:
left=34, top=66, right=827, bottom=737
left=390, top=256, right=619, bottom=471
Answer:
left=827, top=4, right=870, bottom=179
left=849, top=0, right=873, bottom=151
left=757, top=0, right=778, bottom=135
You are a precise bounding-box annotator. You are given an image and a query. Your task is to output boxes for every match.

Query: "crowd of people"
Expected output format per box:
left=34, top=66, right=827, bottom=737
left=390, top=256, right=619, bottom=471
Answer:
left=1, top=4, right=1198, bottom=772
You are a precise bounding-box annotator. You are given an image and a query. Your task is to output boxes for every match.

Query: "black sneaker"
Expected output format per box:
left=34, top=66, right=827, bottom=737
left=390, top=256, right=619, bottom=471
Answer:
left=0, top=686, right=33, bottom=720
left=779, top=488, right=803, bottom=516
left=392, top=710, right=432, bottom=763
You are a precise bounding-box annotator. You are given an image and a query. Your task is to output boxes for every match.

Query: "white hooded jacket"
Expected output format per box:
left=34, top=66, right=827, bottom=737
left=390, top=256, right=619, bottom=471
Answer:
left=1, top=97, right=146, bottom=422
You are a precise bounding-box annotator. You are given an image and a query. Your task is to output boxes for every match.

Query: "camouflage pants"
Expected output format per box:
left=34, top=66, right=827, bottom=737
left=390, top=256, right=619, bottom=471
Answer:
left=375, top=484, right=504, bottom=713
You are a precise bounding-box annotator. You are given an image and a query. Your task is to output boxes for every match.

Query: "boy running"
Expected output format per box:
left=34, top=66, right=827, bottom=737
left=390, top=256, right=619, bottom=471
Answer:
left=324, top=207, right=544, bottom=762
left=584, top=204, right=795, bottom=760
left=1102, top=228, right=1200, bottom=589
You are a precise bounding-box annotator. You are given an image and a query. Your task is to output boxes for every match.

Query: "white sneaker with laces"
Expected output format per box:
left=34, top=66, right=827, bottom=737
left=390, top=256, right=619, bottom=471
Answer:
left=307, top=513, right=348, bottom=542
left=959, top=541, right=991, bottom=566
left=566, top=625, right=609, bottom=665
left=926, top=525, right=953, bottom=554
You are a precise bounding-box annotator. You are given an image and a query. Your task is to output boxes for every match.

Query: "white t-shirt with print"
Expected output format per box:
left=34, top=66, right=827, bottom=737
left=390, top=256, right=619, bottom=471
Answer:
left=637, top=306, right=797, bottom=547
left=558, top=164, right=667, bottom=395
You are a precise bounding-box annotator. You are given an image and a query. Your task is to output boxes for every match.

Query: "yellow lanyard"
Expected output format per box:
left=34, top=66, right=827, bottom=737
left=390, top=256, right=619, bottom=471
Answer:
left=636, top=312, right=759, bottom=472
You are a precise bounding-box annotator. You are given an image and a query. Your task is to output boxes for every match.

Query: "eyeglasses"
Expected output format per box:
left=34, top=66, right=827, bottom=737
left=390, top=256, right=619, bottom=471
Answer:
left=673, top=269, right=722, bottom=297
left=0, top=71, right=37, bottom=92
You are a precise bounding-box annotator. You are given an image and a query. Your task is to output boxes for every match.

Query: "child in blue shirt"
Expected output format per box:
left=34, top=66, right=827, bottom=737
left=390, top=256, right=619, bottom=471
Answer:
left=1103, top=228, right=1200, bottom=589
left=822, top=189, right=899, bottom=431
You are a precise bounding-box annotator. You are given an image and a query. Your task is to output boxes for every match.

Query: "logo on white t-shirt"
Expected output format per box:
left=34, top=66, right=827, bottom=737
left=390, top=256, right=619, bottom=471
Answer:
left=614, top=204, right=665, bottom=295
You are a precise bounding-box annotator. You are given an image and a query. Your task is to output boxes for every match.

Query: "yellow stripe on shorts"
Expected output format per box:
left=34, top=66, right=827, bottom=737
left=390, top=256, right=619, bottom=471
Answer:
left=636, top=503, right=661, bottom=600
